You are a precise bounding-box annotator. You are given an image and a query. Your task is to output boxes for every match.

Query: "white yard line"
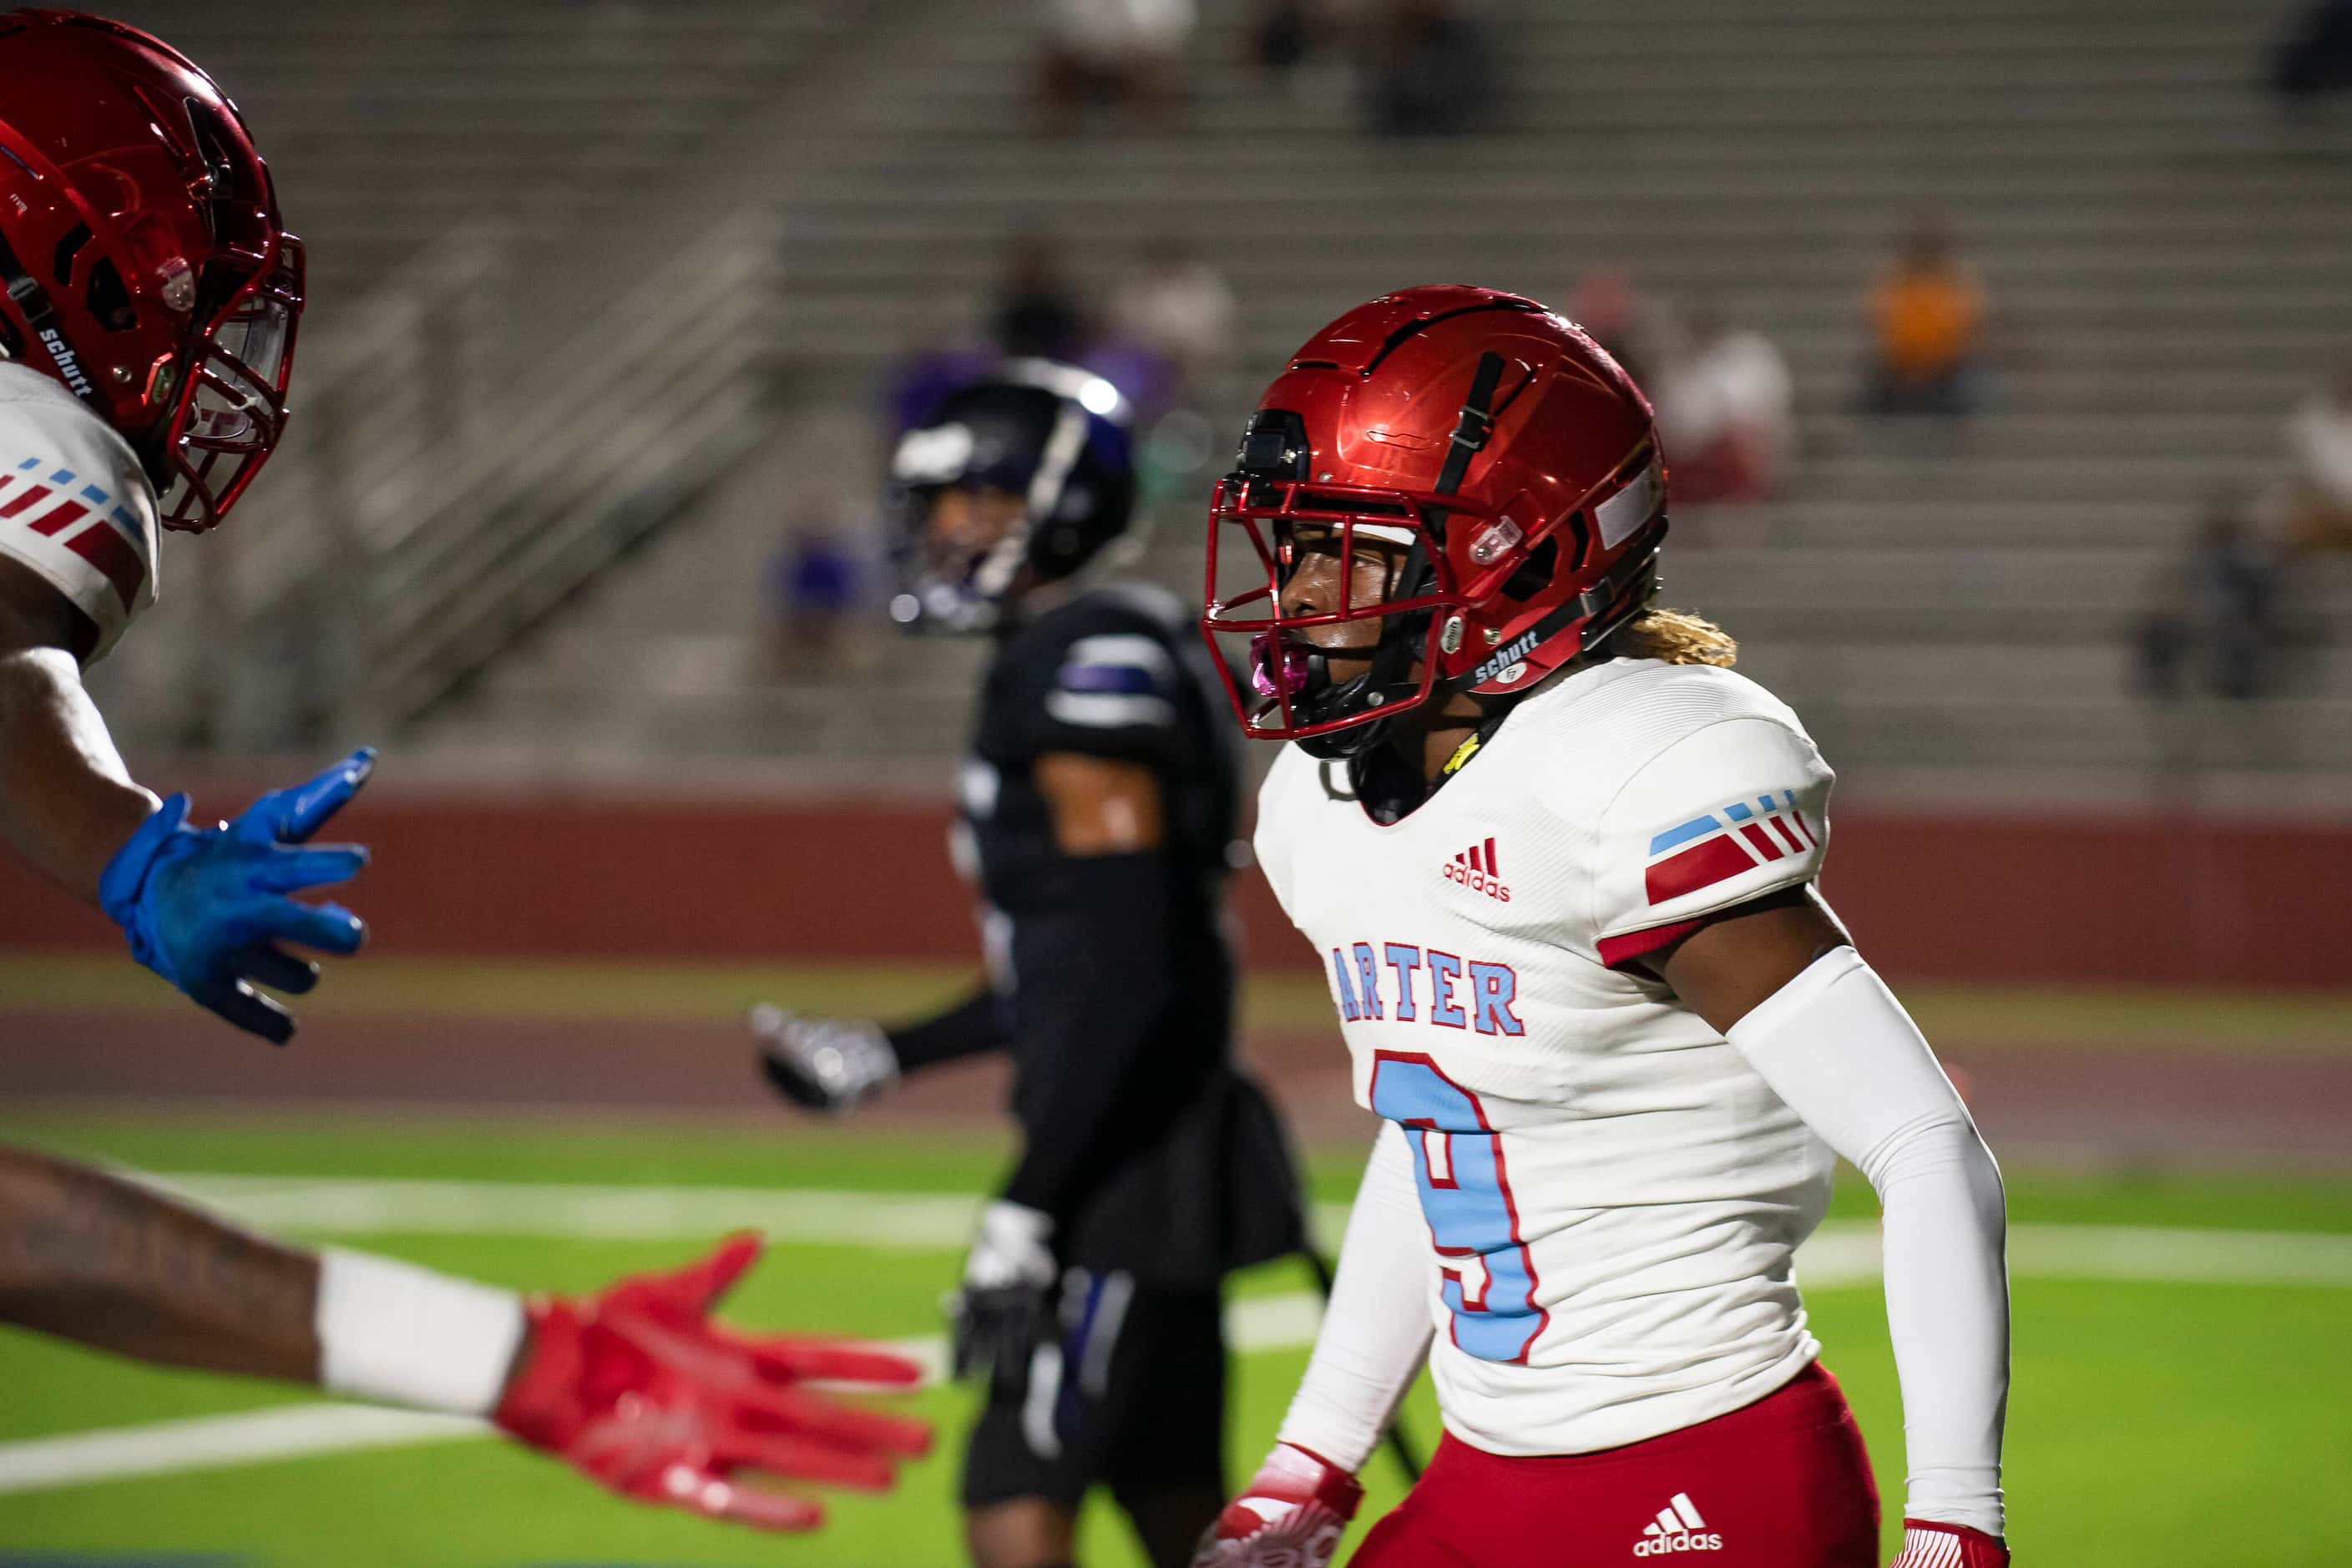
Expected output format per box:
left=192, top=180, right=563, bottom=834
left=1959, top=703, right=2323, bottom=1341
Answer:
left=142, top=1172, right=2352, bottom=1287
left=146, top=1173, right=994, bottom=1249
left=0, top=1405, right=485, bottom=1495
left=1, top=1173, right=2345, bottom=1498
left=0, top=1294, right=1326, bottom=1498
left=2006, top=1223, right=2352, bottom=1287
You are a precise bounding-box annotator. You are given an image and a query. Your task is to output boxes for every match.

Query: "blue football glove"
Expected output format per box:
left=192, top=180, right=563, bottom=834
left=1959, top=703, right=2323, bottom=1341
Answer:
left=97, top=747, right=377, bottom=1045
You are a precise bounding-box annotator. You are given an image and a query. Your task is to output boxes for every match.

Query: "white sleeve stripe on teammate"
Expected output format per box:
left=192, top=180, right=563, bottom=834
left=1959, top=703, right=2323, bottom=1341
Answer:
left=1044, top=690, right=1178, bottom=729
left=1063, top=633, right=1174, bottom=680
left=1048, top=633, right=1178, bottom=729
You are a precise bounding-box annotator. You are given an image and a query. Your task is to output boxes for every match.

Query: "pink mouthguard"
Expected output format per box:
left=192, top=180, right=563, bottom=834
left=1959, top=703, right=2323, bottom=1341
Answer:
left=1250, top=633, right=1313, bottom=701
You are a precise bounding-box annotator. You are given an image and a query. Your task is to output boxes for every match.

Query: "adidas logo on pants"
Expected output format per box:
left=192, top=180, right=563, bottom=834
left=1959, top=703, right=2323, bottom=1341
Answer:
left=1634, top=1493, right=1724, bottom=1555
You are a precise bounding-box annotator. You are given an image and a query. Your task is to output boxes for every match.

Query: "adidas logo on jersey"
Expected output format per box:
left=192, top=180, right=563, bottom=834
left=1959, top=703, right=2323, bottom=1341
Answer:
left=1633, top=1494, right=1722, bottom=1555
left=1443, top=837, right=1510, bottom=903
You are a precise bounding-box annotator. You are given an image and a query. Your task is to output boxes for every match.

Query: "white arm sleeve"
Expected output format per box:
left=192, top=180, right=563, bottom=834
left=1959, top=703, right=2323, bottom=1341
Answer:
left=1274, top=1121, right=1435, bottom=1473
left=1726, top=946, right=2009, bottom=1540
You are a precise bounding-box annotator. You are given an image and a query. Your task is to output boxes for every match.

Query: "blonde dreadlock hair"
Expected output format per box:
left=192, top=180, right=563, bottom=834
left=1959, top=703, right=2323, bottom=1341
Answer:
left=1603, top=606, right=1737, bottom=667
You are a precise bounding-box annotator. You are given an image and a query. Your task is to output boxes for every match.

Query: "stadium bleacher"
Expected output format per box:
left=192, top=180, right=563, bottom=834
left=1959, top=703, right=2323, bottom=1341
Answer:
left=94, top=0, right=2352, bottom=784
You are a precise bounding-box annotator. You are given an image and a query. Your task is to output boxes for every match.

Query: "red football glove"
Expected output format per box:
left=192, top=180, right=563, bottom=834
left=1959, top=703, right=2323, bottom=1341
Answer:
left=1890, top=1520, right=2011, bottom=1567
left=493, top=1233, right=932, bottom=1531
left=1192, top=1443, right=1365, bottom=1567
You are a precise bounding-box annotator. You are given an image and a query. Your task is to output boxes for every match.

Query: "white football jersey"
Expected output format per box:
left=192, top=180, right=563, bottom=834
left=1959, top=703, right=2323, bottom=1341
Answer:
left=1255, top=656, right=1841, bottom=1457
left=0, top=361, right=160, bottom=664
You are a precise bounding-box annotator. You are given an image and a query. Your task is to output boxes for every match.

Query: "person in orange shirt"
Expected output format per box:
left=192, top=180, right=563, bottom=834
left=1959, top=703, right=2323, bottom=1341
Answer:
left=1864, top=209, right=1988, bottom=417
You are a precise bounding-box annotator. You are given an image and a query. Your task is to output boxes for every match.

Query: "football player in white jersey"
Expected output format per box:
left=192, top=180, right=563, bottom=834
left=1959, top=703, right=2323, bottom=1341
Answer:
left=0, top=11, right=927, bottom=1529
left=1192, top=287, right=2010, bottom=1568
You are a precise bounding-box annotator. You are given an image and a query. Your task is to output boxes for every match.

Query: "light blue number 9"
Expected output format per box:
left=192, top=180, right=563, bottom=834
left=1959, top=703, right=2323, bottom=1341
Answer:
left=1369, top=1050, right=1545, bottom=1363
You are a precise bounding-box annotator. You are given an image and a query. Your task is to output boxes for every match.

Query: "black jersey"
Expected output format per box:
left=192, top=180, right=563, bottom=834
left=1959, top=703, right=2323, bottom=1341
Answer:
left=964, top=582, right=1238, bottom=903
left=959, top=583, right=1303, bottom=1287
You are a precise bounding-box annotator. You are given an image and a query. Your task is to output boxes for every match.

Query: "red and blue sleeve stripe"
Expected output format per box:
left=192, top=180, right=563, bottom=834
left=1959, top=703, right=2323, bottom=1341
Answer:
left=0, top=458, right=147, bottom=610
left=1641, top=791, right=1815, bottom=907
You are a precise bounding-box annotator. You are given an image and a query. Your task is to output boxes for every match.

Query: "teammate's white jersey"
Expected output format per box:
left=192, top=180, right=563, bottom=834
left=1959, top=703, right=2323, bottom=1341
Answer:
left=1254, top=656, right=1841, bottom=1458
left=0, top=361, right=159, bottom=664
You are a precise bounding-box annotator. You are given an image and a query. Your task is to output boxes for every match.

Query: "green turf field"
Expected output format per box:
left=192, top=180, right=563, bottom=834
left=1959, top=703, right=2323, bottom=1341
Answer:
left=0, top=1112, right=2347, bottom=1565
left=8, top=952, right=2352, bottom=1048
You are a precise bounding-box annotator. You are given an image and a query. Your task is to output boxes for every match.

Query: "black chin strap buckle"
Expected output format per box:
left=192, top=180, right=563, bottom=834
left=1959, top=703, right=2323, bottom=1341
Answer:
left=1434, top=352, right=1507, bottom=498
left=1446, top=402, right=1494, bottom=467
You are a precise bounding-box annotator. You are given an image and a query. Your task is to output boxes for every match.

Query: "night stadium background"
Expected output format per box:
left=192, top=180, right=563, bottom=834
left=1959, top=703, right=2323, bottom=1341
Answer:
left=3, top=2, right=2349, bottom=1564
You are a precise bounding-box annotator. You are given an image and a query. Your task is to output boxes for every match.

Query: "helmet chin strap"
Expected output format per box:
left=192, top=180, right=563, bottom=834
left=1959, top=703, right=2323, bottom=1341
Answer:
left=966, top=524, right=1030, bottom=610
left=1024, top=402, right=1090, bottom=545
left=1295, top=647, right=1399, bottom=761
left=0, top=228, right=101, bottom=412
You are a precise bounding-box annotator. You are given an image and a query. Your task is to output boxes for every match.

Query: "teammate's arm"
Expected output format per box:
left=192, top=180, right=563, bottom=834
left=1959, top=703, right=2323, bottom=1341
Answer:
left=755, top=984, right=1014, bottom=1112
left=0, top=558, right=155, bottom=901
left=887, top=986, right=1013, bottom=1067
left=0, top=555, right=372, bottom=1044
left=756, top=756, right=1144, bottom=1110
left=949, top=751, right=1199, bottom=1394
left=0, top=1143, right=316, bottom=1378
left=1655, top=897, right=2011, bottom=1565
left=0, top=1146, right=930, bottom=1531
left=994, top=749, right=1181, bottom=1220
left=1033, top=751, right=1162, bottom=852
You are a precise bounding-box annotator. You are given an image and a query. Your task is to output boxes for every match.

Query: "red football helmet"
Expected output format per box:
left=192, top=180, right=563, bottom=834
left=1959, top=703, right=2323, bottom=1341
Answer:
left=1201, top=285, right=1667, bottom=757
left=0, top=9, right=301, bottom=531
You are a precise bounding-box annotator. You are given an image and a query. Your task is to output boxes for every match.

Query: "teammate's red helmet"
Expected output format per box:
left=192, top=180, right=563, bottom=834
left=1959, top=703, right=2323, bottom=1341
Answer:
left=0, top=9, right=301, bottom=531
left=1202, top=285, right=1667, bottom=756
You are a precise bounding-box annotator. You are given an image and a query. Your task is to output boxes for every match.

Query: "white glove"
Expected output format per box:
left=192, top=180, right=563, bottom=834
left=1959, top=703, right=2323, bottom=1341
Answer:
left=962, top=1200, right=1059, bottom=1294
left=949, top=1201, right=1060, bottom=1402
left=749, top=1004, right=899, bottom=1113
left=1192, top=1443, right=1365, bottom=1567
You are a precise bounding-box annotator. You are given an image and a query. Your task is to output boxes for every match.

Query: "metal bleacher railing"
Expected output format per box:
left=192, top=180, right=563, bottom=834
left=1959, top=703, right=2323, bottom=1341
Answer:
left=219, top=209, right=781, bottom=739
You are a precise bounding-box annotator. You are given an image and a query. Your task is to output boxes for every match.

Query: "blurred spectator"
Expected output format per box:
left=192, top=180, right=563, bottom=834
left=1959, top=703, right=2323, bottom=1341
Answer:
left=1248, top=0, right=1361, bottom=106
left=990, top=231, right=1088, bottom=362
left=880, top=316, right=1000, bottom=437
left=2132, top=494, right=2281, bottom=706
left=1652, top=307, right=1797, bottom=506
left=2283, top=362, right=2352, bottom=554
left=2273, top=0, right=2352, bottom=99
left=1251, top=0, right=1314, bottom=73
left=1364, top=0, right=1496, bottom=136
left=1038, top=0, right=1195, bottom=132
left=1862, top=208, right=1988, bottom=417
left=1568, top=263, right=1668, bottom=389
left=1080, top=338, right=1181, bottom=422
left=764, top=488, right=867, bottom=677
left=1107, top=236, right=1237, bottom=391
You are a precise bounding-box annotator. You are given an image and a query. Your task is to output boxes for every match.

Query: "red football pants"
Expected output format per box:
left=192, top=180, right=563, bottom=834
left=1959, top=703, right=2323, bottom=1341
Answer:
left=1351, top=1362, right=1880, bottom=1567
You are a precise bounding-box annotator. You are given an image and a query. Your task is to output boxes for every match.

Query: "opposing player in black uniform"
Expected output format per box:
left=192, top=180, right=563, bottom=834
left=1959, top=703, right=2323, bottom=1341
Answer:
left=751, top=361, right=1307, bottom=1568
